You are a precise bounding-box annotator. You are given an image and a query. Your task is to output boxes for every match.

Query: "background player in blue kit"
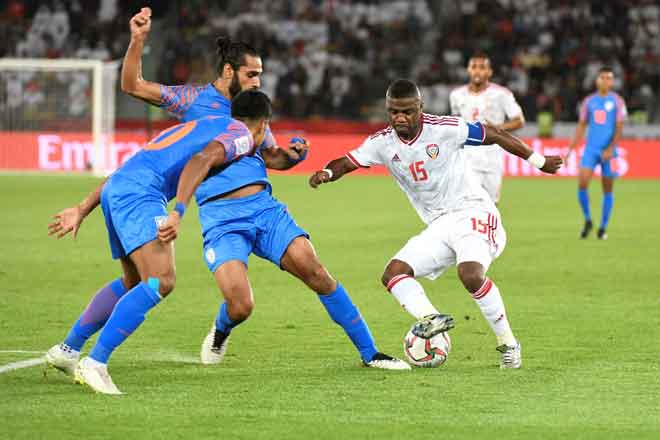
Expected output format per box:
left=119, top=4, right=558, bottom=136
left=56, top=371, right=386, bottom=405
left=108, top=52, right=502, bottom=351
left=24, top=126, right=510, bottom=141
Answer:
left=120, top=8, right=409, bottom=371
left=45, top=91, right=270, bottom=395
left=567, top=67, right=627, bottom=240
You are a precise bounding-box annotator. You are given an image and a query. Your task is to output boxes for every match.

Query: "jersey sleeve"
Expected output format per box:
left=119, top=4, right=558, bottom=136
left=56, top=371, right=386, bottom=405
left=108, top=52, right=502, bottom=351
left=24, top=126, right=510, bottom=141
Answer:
left=159, top=84, right=201, bottom=120
left=346, top=134, right=385, bottom=167
left=502, top=90, right=523, bottom=119
left=578, top=97, right=590, bottom=123
left=213, top=120, right=254, bottom=162
left=615, top=94, right=628, bottom=122
left=449, top=91, right=460, bottom=116
left=455, top=118, right=486, bottom=148
left=258, top=126, right=277, bottom=151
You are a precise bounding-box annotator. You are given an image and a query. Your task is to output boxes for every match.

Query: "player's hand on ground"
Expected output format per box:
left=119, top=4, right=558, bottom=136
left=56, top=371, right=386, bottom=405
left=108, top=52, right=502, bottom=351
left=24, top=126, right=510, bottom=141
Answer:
left=309, top=170, right=331, bottom=188
left=541, top=155, right=563, bottom=174
left=157, top=211, right=180, bottom=243
left=48, top=206, right=84, bottom=239
left=288, top=137, right=309, bottom=163
left=129, top=7, right=151, bottom=40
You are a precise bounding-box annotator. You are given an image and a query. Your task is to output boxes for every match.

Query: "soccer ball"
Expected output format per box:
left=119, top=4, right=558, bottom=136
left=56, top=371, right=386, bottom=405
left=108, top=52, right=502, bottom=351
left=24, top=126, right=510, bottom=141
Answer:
left=403, top=326, right=451, bottom=368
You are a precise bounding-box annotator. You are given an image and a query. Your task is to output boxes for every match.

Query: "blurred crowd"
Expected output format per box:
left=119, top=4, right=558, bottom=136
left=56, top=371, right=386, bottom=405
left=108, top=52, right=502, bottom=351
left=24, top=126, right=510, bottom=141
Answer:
left=2, top=0, right=659, bottom=122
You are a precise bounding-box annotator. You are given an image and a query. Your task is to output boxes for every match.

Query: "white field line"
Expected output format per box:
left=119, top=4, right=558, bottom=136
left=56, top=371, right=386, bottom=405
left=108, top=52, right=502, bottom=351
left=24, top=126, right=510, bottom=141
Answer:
left=0, top=350, right=200, bottom=375
left=0, top=357, right=46, bottom=374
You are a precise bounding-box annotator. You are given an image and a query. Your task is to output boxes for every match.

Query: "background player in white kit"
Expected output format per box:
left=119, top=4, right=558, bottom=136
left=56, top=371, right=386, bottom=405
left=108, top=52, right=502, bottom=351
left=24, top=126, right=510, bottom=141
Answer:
left=450, top=53, right=525, bottom=203
left=309, top=79, right=562, bottom=368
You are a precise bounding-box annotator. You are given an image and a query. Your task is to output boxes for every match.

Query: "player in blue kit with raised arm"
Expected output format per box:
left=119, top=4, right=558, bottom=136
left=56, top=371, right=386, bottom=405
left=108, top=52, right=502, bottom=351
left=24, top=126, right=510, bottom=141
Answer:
left=567, top=67, right=627, bottom=240
left=45, top=91, right=270, bottom=395
left=120, top=8, right=409, bottom=371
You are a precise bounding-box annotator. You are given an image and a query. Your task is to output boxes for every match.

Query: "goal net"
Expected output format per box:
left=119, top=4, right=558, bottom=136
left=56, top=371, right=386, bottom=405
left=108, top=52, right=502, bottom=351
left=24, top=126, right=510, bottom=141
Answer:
left=0, top=58, right=120, bottom=175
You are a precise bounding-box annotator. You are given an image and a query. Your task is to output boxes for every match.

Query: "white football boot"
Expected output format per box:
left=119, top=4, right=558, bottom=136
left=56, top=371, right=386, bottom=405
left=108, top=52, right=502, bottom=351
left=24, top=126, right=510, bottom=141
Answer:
left=45, top=344, right=79, bottom=377
left=496, top=341, right=522, bottom=369
left=74, top=357, right=122, bottom=395
left=364, top=352, right=412, bottom=370
left=200, top=326, right=230, bottom=365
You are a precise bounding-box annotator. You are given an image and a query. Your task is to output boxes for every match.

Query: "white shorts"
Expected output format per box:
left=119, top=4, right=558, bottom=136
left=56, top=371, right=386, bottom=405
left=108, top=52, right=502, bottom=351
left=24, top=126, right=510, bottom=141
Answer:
left=473, top=170, right=503, bottom=204
left=391, top=208, right=506, bottom=280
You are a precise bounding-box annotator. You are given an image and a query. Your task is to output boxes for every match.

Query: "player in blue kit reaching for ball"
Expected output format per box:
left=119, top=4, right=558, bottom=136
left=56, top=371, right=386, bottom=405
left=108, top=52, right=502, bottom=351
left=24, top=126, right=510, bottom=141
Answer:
left=46, top=90, right=271, bottom=394
left=118, top=7, right=408, bottom=372
left=566, top=67, right=627, bottom=240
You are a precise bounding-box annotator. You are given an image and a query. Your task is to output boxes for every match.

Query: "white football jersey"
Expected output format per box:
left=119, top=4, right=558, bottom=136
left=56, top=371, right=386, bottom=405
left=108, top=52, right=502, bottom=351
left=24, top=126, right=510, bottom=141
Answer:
left=347, top=114, right=495, bottom=225
left=449, top=83, right=523, bottom=172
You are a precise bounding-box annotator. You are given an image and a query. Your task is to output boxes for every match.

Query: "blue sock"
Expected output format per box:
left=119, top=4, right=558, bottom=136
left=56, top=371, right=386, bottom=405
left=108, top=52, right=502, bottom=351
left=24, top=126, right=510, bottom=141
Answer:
left=317, top=283, right=378, bottom=362
left=88, top=279, right=161, bottom=364
left=578, top=189, right=591, bottom=221
left=64, top=278, right=128, bottom=351
left=601, top=192, right=614, bottom=229
left=215, top=302, right=239, bottom=335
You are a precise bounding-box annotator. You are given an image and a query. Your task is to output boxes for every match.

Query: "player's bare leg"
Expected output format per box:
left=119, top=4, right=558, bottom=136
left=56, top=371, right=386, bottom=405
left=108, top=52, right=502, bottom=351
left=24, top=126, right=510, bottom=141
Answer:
left=45, top=258, right=141, bottom=378
left=457, top=261, right=521, bottom=369
left=75, top=239, right=175, bottom=394
left=599, top=176, right=614, bottom=240
left=381, top=259, right=454, bottom=338
left=201, top=260, right=254, bottom=364
left=281, top=237, right=410, bottom=370
left=578, top=167, right=594, bottom=238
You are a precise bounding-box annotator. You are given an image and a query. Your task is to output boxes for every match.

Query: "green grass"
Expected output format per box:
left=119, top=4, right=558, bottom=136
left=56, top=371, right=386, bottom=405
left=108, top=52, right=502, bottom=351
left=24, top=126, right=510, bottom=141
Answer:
left=1, top=174, right=659, bottom=439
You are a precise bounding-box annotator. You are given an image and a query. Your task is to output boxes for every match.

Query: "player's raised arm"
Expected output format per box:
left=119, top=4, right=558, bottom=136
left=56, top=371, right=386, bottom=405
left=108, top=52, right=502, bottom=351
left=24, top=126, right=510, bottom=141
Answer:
left=260, top=129, right=310, bottom=170
left=482, top=124, right=563, bottom=174
left=48, top=178, right=108, bottom=239
left=120, top=7, right=162, bottom=105
left=309, top=156, right=359, bottom=188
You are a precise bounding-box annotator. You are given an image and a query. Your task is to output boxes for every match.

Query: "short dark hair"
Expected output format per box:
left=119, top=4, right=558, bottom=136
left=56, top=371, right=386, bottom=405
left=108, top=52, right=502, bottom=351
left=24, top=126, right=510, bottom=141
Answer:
left=598, top=66, right=614, bottom=75
left=386, top=79, right=421, bottom=99
left=231, top=90, right=272, bottom=121
left=469, top=51, right=491, bottom=63
left=216, top=36, right=259, bottom=73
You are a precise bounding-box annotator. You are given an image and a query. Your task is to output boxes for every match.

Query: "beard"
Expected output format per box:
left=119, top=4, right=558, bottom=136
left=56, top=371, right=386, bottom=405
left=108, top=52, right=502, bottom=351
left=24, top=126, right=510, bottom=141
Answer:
left=229, top=74, right=242, bottom=98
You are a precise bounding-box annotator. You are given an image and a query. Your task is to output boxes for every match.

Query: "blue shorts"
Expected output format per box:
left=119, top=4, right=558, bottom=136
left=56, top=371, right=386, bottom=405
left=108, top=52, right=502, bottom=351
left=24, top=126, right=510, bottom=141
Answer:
left=101, top=173, right=167, bottom=259
left=579, top=147, right=618, bottom=178
left=198, top=189, right=308, bottom=273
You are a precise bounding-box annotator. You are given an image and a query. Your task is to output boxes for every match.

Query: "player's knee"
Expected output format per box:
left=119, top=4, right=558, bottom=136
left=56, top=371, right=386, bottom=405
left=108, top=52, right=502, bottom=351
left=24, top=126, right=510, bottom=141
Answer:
left=227, top=296, right=254, bottom=322
left=457, top=263, right=485, bottom=294
left=381, top=260, right=413, bottom=287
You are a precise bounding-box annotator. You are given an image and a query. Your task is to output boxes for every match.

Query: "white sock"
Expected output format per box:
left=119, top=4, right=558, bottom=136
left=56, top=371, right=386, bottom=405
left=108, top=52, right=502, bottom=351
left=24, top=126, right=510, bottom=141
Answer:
left=471, top=278, right=516, bottom=346
left=387, top=275, right=439, bottom=320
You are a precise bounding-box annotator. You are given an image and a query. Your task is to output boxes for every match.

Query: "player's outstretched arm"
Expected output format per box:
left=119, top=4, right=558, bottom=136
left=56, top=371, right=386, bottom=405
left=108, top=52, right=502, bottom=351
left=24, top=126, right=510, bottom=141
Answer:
left=309, top=157, right=358, bottom=188
left=493, top=115, right=525, bottom=132
left=157, top=142, right=231, bottom=243
left=483, top=125, right=562, bottom=174
left=120, top=7, right=162, bottom=105
left=262, top=137, right=310, bottom=170
left=48, top=178, right=108, bottom=239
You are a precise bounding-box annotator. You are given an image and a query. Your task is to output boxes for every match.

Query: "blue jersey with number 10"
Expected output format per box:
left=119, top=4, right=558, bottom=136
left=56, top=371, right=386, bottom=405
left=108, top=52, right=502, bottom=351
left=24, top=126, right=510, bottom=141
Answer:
left=117, top=115, right=253, bottom=201
left=158, top=84, right=276, bottom=203
left=579, top=92, right=627, bottom=151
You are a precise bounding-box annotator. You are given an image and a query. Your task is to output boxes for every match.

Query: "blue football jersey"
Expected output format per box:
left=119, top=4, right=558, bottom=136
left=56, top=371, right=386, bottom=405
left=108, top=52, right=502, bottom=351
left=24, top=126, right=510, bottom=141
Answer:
left=159, top=84, right=277, bottom=201
left=579, top=92, right=627, bottom=151
left=117, top=116, right=253, bottom=200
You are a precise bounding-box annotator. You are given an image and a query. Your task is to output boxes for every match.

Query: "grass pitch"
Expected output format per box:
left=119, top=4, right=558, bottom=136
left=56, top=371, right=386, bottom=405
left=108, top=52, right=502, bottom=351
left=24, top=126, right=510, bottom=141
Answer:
left=0, top=174, right=658, bottom=439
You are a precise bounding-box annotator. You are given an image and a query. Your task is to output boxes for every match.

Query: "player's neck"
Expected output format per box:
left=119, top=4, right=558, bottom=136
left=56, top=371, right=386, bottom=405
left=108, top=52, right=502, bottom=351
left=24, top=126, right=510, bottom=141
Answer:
left=597, top=89, right=610, bottom=96
left=212, top=79, right=232, bottom=100
left=468, top=82, right=489, bottom=94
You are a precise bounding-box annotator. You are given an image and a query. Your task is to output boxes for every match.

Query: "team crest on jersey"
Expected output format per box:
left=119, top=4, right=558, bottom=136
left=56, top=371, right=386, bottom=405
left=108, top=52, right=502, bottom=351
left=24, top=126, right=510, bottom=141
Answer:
left=426, top=144, right=439, bottom=159
left=605, top=100, right=614, bottom=111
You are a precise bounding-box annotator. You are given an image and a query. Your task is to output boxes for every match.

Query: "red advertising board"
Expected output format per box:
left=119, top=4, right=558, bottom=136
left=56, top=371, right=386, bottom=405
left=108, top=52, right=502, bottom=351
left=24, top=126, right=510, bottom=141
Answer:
left=0, top=131, right=658, bottom=178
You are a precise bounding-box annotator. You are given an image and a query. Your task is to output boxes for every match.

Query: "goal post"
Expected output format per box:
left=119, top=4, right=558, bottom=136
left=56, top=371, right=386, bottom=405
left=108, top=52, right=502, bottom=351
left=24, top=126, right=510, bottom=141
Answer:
left=0, top=58, right=120, bottom=175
